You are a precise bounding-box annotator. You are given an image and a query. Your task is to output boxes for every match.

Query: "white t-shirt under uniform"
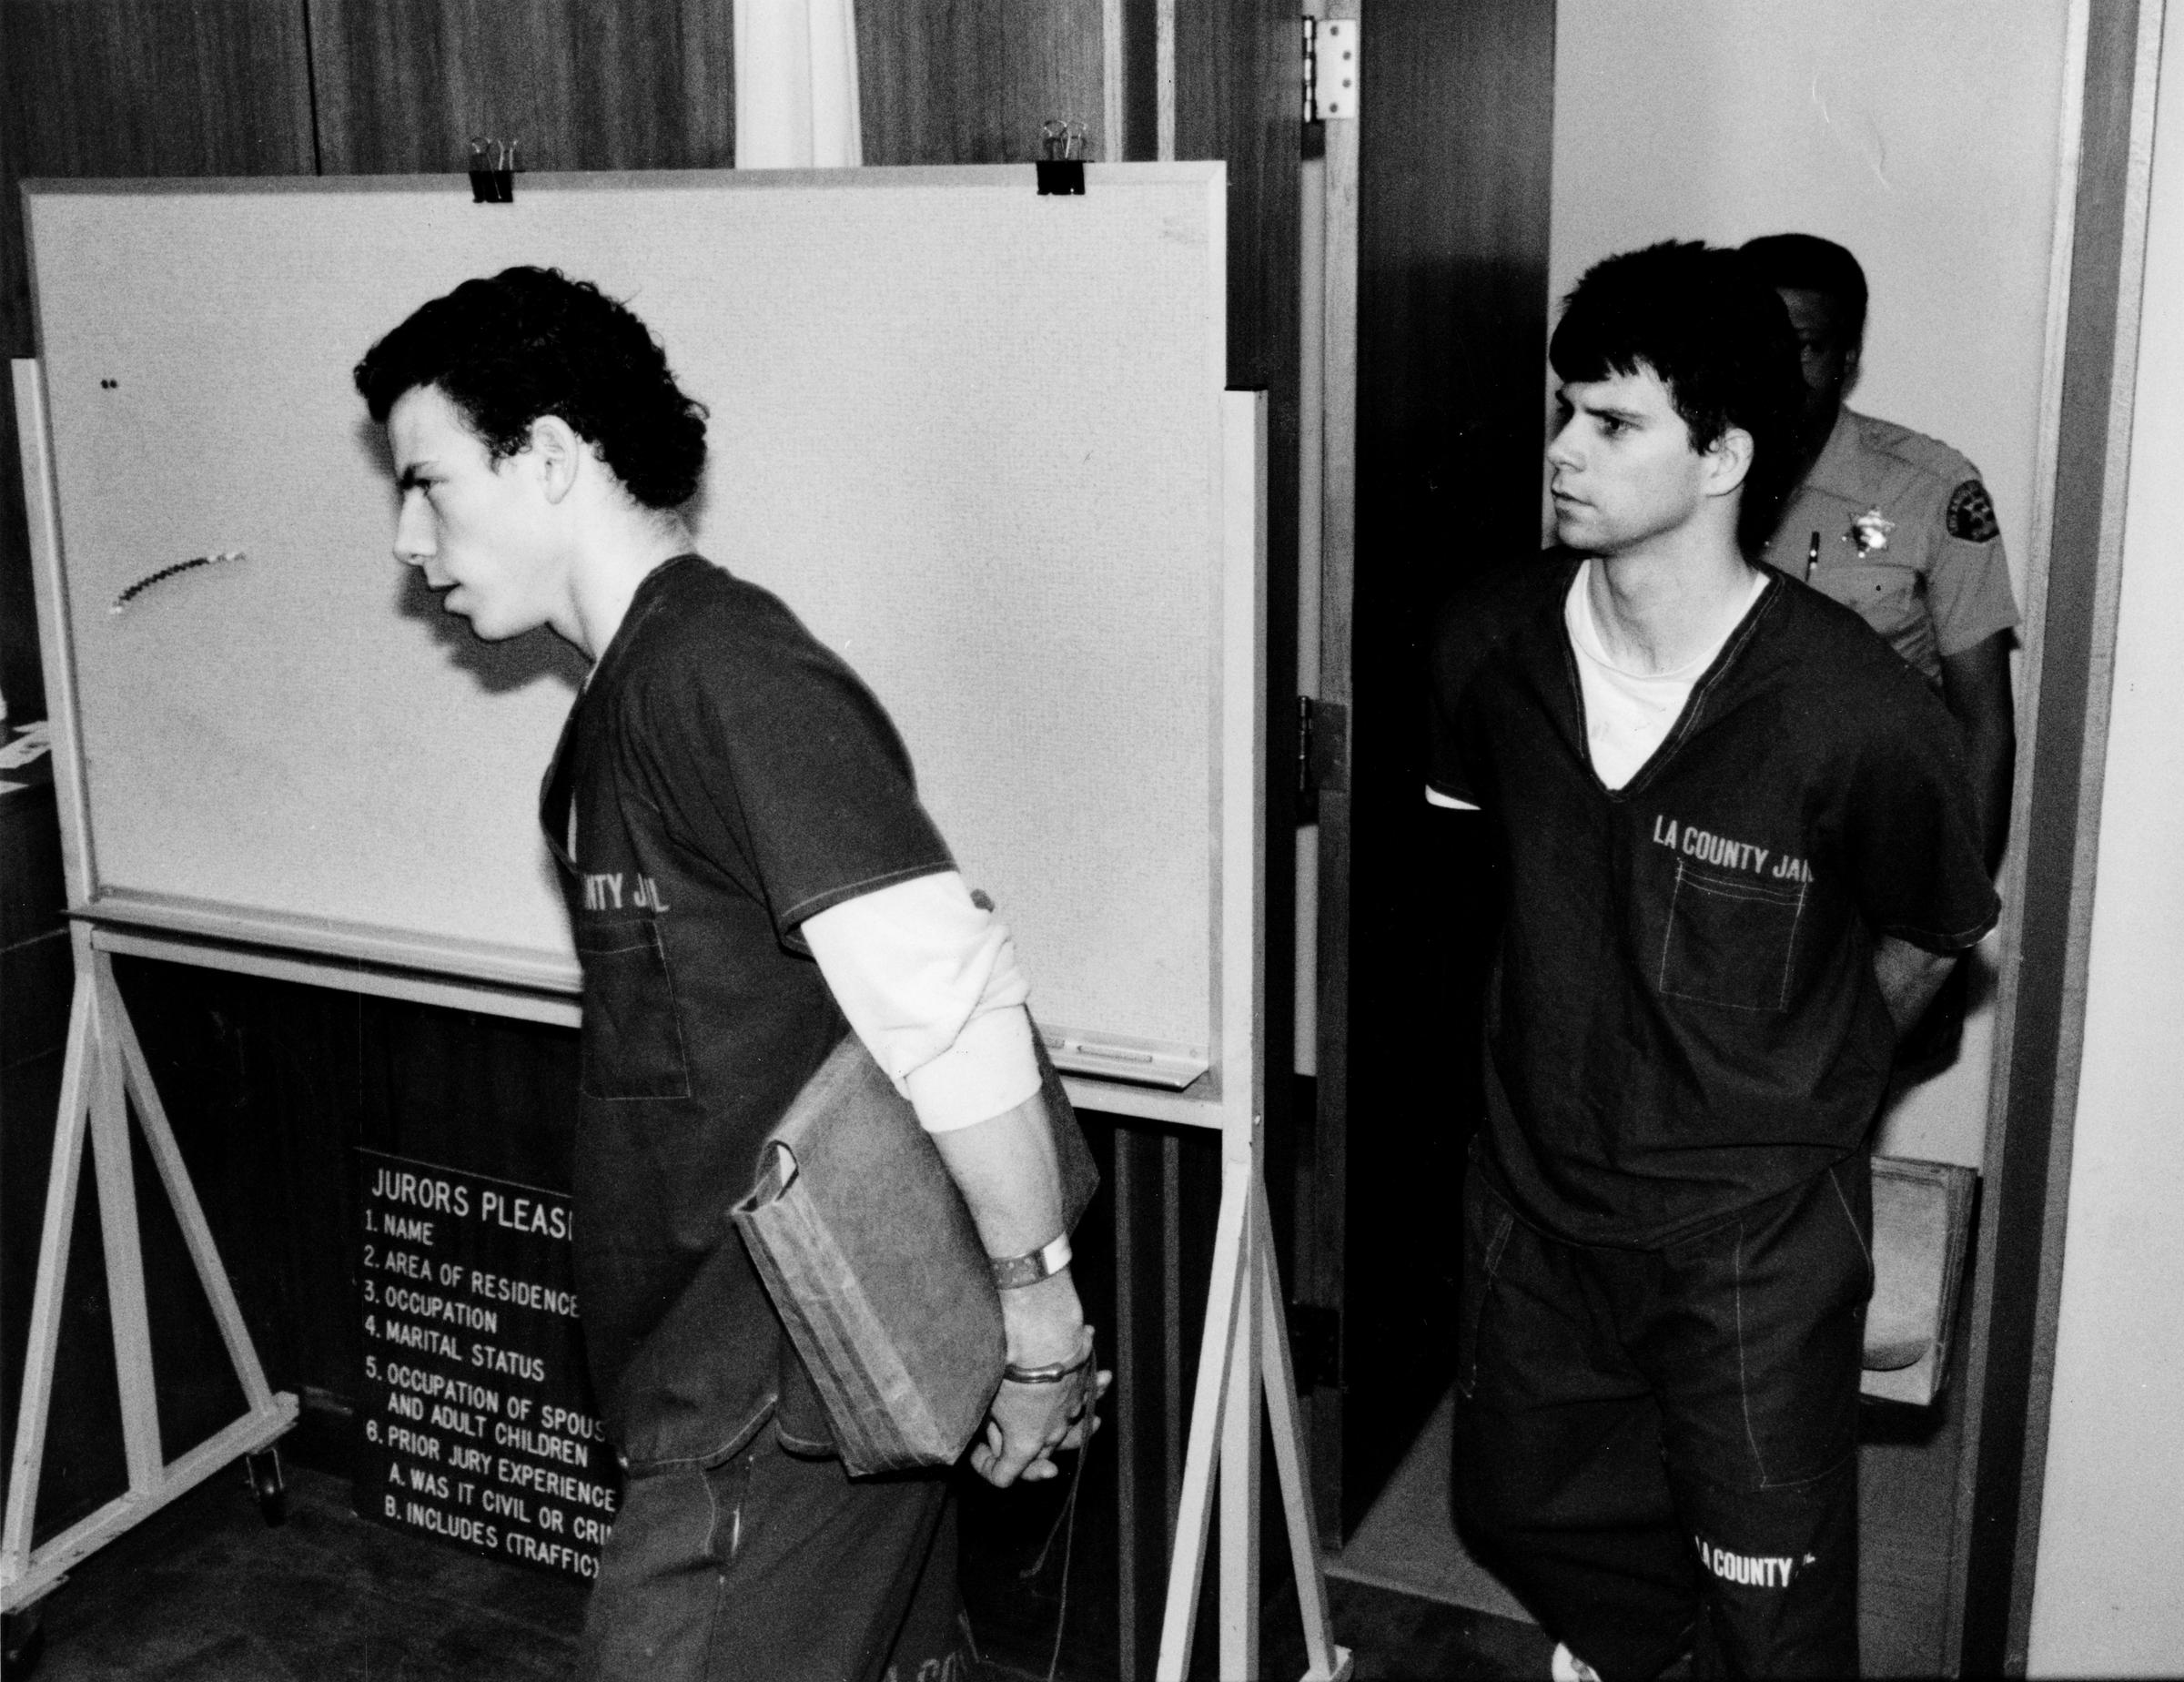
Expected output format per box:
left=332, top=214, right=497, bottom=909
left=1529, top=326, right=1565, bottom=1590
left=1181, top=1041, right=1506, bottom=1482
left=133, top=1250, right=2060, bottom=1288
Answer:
left=1424, top=562, right=1769, bottom=806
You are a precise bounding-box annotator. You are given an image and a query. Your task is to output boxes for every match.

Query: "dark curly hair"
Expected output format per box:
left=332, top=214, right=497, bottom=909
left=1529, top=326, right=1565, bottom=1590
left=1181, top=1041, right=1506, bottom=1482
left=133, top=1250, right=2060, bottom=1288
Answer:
left=354, top=267, right=708, bottom=511
left=1550, top=241, right=1805, bottom=553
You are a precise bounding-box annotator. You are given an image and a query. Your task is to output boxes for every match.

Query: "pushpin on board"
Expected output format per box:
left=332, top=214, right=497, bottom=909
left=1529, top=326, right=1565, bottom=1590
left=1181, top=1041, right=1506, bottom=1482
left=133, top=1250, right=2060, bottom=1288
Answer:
left=1036, top=120, right=1087, bottom=196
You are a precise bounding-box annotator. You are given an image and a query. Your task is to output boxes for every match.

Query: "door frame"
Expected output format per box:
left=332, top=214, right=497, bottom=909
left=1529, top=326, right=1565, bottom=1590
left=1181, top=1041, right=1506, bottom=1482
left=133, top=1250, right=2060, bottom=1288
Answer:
left=1952, top=2, right=2167, bottom=1670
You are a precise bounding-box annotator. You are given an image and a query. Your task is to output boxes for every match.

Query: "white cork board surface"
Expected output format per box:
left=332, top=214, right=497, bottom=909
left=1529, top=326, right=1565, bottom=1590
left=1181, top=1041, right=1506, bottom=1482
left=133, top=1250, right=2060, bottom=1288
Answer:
left=25, top=167, right=1228, bottom=1061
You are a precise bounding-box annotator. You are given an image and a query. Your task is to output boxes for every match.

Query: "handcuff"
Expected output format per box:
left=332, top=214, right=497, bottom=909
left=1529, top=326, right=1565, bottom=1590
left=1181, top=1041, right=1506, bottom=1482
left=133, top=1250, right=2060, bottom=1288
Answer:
left=1001, top=1323, right=1097, bottom=1388
left=992, top=1238, right=1094, bottom=1421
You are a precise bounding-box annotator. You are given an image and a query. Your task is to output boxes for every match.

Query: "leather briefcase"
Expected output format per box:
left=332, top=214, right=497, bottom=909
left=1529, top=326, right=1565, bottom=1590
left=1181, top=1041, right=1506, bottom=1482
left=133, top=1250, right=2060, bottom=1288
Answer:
left=733, top=1027, right=1097, bottom=1475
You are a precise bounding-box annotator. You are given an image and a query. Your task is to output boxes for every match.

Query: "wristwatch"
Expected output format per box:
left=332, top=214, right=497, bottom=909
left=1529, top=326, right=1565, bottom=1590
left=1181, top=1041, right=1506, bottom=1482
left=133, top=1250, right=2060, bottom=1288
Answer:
left=987, top=1232, right=1072, bottom=1290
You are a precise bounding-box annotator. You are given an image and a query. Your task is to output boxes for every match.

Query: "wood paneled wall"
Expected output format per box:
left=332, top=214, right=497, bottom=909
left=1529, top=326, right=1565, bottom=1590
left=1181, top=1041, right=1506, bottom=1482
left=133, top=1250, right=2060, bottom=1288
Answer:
left=308, top=0, right=736, bottom=173
left=857, top=0, right=1106, bottom=165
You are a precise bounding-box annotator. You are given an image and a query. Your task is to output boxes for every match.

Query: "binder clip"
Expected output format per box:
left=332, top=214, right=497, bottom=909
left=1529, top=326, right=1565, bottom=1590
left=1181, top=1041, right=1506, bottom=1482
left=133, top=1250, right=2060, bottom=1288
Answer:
left=469, top=137, right=517, bottom=204
left=1036, top=120, right=1087, bottom=196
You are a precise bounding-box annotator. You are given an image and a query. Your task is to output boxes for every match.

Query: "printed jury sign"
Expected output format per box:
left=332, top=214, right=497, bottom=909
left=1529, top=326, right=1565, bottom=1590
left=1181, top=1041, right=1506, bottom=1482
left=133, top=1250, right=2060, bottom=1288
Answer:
left=353, top=1149, right=620, bottom=1578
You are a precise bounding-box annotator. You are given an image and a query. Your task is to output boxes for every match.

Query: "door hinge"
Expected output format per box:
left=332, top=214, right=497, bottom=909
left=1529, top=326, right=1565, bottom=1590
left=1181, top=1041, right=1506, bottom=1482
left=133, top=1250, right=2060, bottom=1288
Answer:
left=1298, top=696, right=1349, bottom=821
left=1302, top=17, right=1361, bottom=124
left=1286, top=1302, right=1340, bottom=1392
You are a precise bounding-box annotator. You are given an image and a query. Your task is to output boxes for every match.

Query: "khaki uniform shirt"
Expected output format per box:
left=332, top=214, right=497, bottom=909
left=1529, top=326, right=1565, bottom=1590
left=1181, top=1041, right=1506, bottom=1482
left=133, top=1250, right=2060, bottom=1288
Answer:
left=1758, top=408, right=2019, bottom=685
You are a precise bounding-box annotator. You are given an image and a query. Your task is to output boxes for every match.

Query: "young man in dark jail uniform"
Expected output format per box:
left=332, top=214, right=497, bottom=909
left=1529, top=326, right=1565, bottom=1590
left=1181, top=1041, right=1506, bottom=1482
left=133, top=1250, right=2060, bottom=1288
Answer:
left=1426, top=243, right=1997, bottom=1679
left=1739, top=232, right=2017, bottom=876
left=355, top=267, right=1100, bottom=1682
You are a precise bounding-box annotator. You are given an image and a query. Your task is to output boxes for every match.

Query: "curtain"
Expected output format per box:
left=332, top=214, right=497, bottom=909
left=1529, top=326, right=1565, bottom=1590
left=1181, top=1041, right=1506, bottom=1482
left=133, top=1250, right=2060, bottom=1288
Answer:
left=734, top=0, right=863, bottom=167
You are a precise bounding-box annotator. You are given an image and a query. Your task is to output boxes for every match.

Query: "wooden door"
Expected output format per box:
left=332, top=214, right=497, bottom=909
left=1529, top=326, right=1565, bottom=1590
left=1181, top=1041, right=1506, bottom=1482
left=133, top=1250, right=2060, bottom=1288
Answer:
left=1303, top=0, right=1557, bottom=1537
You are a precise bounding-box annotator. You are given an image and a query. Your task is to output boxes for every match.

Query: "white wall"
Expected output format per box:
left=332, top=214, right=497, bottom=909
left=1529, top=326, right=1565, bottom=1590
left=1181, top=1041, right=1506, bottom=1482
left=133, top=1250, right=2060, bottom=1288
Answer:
left=2027, top=2, right=2184, bottom=1667
left=1549, top=1, right=2074, bottom=1166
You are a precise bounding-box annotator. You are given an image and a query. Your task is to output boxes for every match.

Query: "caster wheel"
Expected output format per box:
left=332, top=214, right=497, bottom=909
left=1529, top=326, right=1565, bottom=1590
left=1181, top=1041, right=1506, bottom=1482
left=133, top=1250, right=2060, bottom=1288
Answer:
left=247, top=1448, right=288, bottom=1527
left=2, top=1606, right=46, bottom=1678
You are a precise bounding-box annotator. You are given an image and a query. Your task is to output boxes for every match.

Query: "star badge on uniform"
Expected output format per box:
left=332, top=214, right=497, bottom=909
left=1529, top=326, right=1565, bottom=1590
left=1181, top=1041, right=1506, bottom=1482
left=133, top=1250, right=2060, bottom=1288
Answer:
left=1947, top=479, right=2000, bottom=542
left=1851, top=507, right=1895, bottom=555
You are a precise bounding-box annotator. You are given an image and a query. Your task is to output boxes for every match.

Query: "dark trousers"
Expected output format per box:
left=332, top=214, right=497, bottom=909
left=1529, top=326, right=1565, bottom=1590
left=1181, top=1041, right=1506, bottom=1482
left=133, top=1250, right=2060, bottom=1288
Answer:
left=1452, top=1157, right=1871, bottom=1680
left=579, top=1431, right=970, bottom=1682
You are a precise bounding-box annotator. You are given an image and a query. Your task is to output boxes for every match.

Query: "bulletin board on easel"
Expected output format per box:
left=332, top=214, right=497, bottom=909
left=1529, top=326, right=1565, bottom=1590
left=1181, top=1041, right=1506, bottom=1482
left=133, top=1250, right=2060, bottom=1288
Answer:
left=21, top=165, right=1257, bottom=1132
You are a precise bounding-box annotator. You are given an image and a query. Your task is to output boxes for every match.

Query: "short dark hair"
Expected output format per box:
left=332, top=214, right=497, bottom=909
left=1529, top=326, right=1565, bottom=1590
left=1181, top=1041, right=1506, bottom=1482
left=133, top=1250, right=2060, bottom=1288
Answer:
left=1550, top=240, right=1805, bottom=552
left=354, top=266, right=708, bottom=511
left=1738, top=232, right=1868, bottom=345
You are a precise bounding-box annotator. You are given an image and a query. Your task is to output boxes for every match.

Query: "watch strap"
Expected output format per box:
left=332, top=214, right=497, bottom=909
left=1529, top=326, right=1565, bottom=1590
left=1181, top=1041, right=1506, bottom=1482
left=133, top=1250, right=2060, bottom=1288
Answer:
left=987, top=1232, right=1072, bottom=1290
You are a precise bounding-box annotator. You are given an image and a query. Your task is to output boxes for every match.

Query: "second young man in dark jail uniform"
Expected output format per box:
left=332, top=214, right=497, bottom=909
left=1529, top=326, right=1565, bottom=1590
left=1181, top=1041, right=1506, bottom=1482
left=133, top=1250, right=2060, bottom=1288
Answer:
left=1426, top=243, right=1997, bottom=1678
left=355, top=267, right=1100, bottom=1682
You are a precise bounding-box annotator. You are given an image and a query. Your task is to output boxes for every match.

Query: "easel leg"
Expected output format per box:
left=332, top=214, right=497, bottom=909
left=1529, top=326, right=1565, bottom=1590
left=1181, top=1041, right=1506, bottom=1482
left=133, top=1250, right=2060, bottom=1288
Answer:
left=1219, top=1178, right=1262, bottom=1680
left=101, top=955, right=279, bottom=1411
left=0, top=947, right=298, bottom=1616
left=1, top=976, right=98, bottom=1585
left=1255, top=1180, right=1351, bottom=1682
left=86, top=956, right=162, bottom=1492
left=1153, top=1139, right=1353, bottom=1681
left=1157, top=1160, right=1250, bottom=1679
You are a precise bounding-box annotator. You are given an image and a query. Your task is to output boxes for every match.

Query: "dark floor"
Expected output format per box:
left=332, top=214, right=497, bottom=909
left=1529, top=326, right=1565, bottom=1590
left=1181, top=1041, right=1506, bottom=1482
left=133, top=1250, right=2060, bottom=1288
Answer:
left=2, top=1462, right=1551, bottom=1682
left=7, top=1463, right=583, bottom=1681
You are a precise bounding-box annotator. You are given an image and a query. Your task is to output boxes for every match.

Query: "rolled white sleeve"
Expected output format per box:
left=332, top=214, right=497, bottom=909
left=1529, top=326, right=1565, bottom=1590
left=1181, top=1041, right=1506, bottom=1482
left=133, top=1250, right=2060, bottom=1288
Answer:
left=801, top=869, right=1043, bottom=1133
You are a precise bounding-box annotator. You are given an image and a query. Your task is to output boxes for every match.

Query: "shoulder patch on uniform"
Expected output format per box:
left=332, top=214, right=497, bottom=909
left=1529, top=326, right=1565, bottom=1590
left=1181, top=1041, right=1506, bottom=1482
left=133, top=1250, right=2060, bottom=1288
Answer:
left=1946, top=480, right=1999, bottom=542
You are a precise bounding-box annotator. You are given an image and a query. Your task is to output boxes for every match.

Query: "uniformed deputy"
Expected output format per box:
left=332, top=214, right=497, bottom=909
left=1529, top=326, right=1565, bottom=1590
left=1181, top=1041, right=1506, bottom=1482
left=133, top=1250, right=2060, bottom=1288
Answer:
left=1741, top=233, right=2017, bottom=876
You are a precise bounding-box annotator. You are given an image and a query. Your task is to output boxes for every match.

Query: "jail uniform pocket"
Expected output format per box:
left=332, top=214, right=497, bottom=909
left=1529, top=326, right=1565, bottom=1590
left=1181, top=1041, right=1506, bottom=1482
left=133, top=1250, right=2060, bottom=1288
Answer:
left=1658, top=860, right=1806, bottom=1013
left=577, top=921, right=694, bottom=1099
